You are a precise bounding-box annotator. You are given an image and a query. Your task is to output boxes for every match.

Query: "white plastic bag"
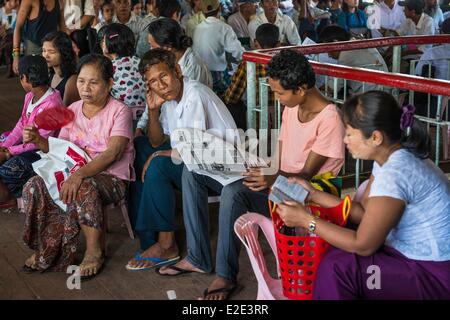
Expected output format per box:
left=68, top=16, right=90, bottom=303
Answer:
left=32, top=137, right=91, bottom=211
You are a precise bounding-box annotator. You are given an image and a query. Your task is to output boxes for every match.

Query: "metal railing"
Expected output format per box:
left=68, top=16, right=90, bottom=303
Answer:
left=243, top=35, right=450, bottom=188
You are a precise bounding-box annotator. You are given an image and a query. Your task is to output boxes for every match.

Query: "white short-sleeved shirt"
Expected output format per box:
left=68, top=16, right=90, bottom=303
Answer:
left=369, top=149, right=450, bottom=261
left=415, top=43, right=450, bottom=80
left=178, top=47, right=213, bottom=88
left=193, top=17, right=244, bottom=72
left=366, top=1, right=406, bottom=31
left=64, top=0, right=95, bottom=30
left=396, top=13, right=434, bottom=51
left=248, top=11, right=301, bottom=46
left=159, top=78, right=238, bottom=148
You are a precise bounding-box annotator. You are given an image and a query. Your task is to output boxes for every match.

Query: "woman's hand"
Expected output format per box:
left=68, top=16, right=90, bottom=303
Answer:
left=287, top=176, right=317, bottom=201
left=12, top=57, right=19, bottom=75
left=59, top=172, right=84, bottom=204
left=23, top=125, right=42, bottom=145
left=242, top=167, right=277, bottom=192
left=277, top=200, right=311, bottom=228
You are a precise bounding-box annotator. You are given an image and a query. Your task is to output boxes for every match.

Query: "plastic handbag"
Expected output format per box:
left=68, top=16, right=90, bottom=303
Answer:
left=270, top=196, right=351, bottom=300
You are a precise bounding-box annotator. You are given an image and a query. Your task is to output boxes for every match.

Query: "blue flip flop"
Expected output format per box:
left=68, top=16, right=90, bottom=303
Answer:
left=125, top=252, right=180, bottom=271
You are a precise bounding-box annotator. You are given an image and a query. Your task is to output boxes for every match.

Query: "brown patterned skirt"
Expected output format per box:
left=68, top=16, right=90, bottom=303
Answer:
left=22, top=173, right=127, bottom=272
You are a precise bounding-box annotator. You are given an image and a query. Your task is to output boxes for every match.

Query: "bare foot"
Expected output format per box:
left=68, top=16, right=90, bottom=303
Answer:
left=79, top=250, right=104, bottom=278
left=157, top=258, right=205, bottom=275
left=198, top=276, right=238, bottom=300
left=126, top=242, right=179, bottom=270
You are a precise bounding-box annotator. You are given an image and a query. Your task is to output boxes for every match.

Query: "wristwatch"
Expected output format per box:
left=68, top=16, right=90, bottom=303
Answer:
left=308, top=217, right=318, bottom=234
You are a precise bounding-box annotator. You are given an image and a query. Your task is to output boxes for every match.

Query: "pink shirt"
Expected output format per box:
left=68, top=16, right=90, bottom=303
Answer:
left=278, top=104, right=345, bottom=176
left=58, top=98, right=135, bottom=181
left=0, top=89, right=62, bottom=155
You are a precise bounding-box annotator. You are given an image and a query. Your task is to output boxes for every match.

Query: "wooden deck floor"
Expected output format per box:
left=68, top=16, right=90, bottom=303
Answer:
left=0, top=68, right=273, bottom=300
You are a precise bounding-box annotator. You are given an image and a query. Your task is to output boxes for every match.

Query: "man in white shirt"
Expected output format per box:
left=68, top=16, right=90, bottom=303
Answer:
left=193, top=0, right=245, bottom=94
left=63, top=0, right=96, bottom=31
left=227, top=0, right=258, bottom=39
left=366, top=0, right=406, bottom=37
left=319, top=25, right=389, bottom=94
left=396, top=0, right=434, bottom=52
left=126, top=48, right=238, bottom=273
left=248, top=0, right=302, bottom=46
left=415, top=17, right=450, bottom=80
left=113, top=0, right=144, bottom=41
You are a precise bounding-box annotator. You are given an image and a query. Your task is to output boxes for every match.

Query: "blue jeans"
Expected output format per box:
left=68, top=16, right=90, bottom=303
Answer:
left=182, top=167, right=270, bottom=282
left=128, top=136, right=183, bottom=250
left=0, top=151, right=40, bottom=198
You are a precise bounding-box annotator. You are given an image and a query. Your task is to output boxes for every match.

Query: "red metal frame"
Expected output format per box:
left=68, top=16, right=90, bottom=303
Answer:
left=243, top=35, right=450, bottom=96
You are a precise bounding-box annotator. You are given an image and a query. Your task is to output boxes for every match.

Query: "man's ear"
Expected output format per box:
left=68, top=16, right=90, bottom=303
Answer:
left=254, top=39, right=262, bottom=49
left=174, top=63, right=183, bottom=78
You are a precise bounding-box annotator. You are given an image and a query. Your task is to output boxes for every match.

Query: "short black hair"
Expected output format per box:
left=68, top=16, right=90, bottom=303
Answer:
left=148, top=17, right=192, bottom=50
left=42, top=31, right=77, bottom=78
left=318, top=25, right=351, bottom=43
left=267, top=49, right=316, bottom=90
left=70, top=28, right=92, bottom=58
left=157, top=0, right=181, bottom=18
left=400, top=0, right=425, bottom=15
left=19, top=55, right=50, bottom=87
left=255, top=23, right=279, bottom=49
left=77, top=54, right=114, bottom=83
left=102, top=0, right=114, bottom=11
left=138, top=48, right=177, bottom=75
left=103, top=23, right=136, bottom=57
left=205, top=8, right=220, bottom=18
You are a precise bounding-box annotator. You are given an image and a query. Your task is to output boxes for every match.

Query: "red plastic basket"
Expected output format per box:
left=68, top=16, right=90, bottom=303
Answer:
left=270, top=196, right=351, bottom=300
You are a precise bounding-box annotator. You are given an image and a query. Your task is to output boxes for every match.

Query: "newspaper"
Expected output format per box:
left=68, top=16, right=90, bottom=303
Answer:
left=268, top=175, right=309, bottom=205
left=171, top=128, right=268, bottom=186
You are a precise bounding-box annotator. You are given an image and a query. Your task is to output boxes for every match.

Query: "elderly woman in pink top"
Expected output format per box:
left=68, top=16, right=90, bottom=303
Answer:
left=21, top=54, right=135, bottom=280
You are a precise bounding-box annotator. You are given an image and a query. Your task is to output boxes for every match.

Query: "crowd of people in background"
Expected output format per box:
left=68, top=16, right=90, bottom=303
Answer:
left=0, top=0, right=449, bottom=301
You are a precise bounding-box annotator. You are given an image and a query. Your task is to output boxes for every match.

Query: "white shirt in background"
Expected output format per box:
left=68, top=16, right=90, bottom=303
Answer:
left=0, top=7, right=17, bottom=30
left=193, top=16, right=244, bottom=72
left=227, top=11, right=251, bottom=38
left=248, top=11, right=301, bottom=46
left=396, top=13, right=435, bottom=51
left=366, top=0, right=406, bottom=32
left=64, top=0, right=95, bottom=30
left=415, top=43, right=450, bottom=80
left=160, top=78, right=238, bottom=148
left=113, top=13, right=143, bottom=43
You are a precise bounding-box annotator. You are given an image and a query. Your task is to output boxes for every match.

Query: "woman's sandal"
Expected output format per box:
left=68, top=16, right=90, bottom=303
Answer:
left=21, top=254, right=39, bottom=273
left=79, top=254, right=105, bottom=282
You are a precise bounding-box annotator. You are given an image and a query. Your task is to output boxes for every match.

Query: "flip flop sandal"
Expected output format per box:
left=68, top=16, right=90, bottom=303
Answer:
left=21, top=264, right=40, bottom=274
left=0, top=198, right=17, bottom=209
left=202, top=284, right=241, bottom=300
left=125, top=253, right=180, bottom=271
left=155, top=265, right=205, bottom=277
